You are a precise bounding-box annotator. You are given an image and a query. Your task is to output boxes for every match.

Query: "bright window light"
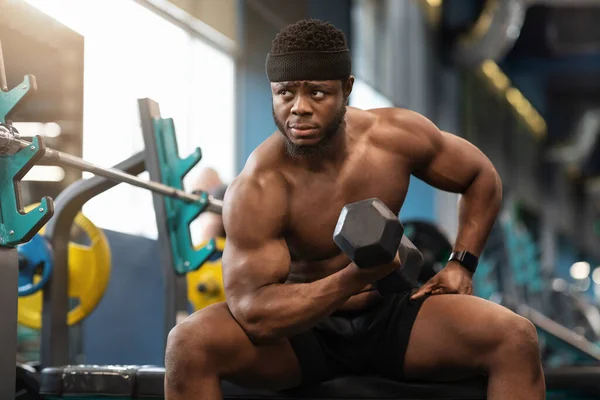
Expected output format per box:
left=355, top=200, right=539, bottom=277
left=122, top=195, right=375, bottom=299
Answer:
left=12, top=122, right=61, bottom=138
left=349, top=79, right=394, bottom=110
left=25, top=0, right=235, bottom=239
left=22, top=166, right=65, bottom=182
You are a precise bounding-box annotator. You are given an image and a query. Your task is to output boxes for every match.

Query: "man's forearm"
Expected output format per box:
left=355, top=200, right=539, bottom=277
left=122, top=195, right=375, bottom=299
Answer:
left=455, top=168, right=502, bottom=257
left=229, top=265, right=365, bottom=343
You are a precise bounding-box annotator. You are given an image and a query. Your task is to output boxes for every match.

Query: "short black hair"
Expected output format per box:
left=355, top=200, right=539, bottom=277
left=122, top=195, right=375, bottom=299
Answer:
left=270, top=19, right=348, bottom=54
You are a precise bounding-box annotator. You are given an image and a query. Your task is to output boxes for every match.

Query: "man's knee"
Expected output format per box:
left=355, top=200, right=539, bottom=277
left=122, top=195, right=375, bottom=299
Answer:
left=165, top=303, right=233, bottom=386
left=491, top=313, right=541, bottom=367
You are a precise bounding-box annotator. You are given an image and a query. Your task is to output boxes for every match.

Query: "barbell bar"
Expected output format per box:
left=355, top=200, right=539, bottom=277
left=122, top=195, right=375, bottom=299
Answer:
left=0, top=124, right=223, bottom=214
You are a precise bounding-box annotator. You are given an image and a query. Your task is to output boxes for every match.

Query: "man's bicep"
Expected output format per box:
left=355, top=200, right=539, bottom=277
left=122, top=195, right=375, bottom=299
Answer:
left=222, top=236, right=291, bottom=296
left=221, top=176, right=291, bottom=300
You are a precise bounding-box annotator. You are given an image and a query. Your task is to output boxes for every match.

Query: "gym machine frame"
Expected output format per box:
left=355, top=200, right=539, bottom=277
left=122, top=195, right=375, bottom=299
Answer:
left=0, top=43, right=223, bottom=396
left=20, top=99, right=222, bottom=368
left=40, top=151, right=147, bottom=367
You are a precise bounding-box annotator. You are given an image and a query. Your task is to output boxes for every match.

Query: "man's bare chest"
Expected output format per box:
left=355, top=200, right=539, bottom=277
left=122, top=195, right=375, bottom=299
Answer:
left=284, top=153, right=410, bottom=262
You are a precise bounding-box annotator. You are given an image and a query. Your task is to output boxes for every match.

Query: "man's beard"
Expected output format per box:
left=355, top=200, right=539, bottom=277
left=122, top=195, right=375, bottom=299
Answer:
left=273, top=102, right=347, bottom=158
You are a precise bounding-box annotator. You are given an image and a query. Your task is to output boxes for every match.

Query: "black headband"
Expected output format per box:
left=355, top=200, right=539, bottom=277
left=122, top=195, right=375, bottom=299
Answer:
left=265, top=50, right=352, bottom=82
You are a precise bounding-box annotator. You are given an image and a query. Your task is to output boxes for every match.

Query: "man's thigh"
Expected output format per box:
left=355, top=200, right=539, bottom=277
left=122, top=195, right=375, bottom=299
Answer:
left=173, top=302, right=302, bottom=391
left=403, top=295, right=530, bottom=381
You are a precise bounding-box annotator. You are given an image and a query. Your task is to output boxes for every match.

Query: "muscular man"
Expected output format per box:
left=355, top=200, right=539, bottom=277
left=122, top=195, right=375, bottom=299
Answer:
left=165, top=19, right=545, bottom=400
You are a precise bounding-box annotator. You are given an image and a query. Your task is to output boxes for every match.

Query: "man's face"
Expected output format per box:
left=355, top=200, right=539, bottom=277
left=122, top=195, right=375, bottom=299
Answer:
left=271, top=79, right=352, bottom=157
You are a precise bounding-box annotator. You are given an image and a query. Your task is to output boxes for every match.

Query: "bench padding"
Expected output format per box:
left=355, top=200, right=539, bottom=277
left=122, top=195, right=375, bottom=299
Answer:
left=40, top=365, right=488, bottom=399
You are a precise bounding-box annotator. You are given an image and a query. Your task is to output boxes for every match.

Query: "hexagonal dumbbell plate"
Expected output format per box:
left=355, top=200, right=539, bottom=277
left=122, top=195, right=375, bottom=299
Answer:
left=333, top=198, right=404, bottom=268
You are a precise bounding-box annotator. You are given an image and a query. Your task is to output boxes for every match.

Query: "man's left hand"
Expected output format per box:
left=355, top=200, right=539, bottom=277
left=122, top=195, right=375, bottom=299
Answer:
left=411, top=261, right=473, bottom=300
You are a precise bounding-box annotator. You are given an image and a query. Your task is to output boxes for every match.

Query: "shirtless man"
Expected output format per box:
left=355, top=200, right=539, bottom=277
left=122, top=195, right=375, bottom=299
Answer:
left=165, top=19, right=545, bottom=400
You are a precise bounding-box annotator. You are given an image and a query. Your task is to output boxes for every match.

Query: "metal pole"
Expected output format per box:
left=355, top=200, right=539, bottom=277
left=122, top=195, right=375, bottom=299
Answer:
left=7, top=136, right=223, bottom=214
left=0, top=40, right=7, bottom=92
left=0, top=247, right=18, bottom=399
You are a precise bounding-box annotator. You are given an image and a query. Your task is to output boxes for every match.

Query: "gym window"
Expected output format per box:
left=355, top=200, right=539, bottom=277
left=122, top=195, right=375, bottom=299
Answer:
left=25, top=0, right=235, bottom=239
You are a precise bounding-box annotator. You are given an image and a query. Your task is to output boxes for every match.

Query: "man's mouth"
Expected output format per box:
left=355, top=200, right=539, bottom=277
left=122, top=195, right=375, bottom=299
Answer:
left=290, top=124, right=318, bottom=137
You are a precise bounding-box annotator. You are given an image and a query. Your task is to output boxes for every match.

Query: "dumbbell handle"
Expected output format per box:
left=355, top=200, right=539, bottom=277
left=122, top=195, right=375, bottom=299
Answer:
left=375, top=235, right=424, bottom=295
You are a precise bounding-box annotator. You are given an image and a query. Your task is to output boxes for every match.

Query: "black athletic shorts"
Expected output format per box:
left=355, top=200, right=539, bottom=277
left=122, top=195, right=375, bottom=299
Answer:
left=288, top=292, right=427, bottom=385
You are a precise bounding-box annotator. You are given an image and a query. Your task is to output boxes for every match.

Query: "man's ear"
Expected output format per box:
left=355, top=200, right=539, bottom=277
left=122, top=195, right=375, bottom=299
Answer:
left=344, top=76, right=355, bottom=98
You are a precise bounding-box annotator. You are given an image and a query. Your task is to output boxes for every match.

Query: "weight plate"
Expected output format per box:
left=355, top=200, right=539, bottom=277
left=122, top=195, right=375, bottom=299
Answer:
left=403, top=220, right=453, bottom=283
left=18, top=209, right=111, bottom=329
left=187, top=237, right=226, bottom=311
left=18, top=234, right=54, bottom=296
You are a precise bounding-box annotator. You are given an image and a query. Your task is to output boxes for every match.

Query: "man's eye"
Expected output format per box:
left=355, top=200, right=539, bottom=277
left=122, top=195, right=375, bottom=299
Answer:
left=279, top=90, right=291, bottom=96
left=312, top=91, right=325, bottom=98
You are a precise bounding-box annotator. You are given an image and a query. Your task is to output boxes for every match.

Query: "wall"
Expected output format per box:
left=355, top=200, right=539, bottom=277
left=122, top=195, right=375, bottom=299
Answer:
left=0, top=0, right=84, bottom=203
left=352, top=0, right=455, bottom=228
left=83, top=231, right=165, bottom=365
left=167, top=0, right=237, bottom=40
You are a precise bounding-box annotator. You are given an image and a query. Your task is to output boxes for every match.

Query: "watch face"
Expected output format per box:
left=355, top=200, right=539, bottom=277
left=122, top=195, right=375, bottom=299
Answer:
left=451, top=251, right=478, bottom=272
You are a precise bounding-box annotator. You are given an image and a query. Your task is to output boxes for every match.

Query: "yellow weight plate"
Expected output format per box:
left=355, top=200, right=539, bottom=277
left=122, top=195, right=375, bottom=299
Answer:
left=188, top=237, right=226, bottom=311
left=18, top=208, right=111, bottom=329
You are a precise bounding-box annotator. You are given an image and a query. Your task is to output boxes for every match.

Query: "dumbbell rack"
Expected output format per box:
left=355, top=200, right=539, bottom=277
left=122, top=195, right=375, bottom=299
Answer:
left=0, top=38, right=219, bottom=396
left=28, top=98, right=214, bottom=368
left=0, top=61, right=51, bottom=398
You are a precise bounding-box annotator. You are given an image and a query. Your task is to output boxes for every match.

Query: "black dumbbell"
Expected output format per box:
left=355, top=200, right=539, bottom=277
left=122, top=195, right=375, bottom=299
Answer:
left=333, top=198, right=424, bottom=294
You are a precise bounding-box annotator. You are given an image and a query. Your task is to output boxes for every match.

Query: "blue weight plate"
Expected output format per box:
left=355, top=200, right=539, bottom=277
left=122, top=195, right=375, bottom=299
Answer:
left=18, top=234, right=53, bottom=296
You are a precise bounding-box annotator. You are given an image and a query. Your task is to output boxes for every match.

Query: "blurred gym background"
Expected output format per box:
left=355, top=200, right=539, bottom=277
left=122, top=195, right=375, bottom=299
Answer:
left=4, top=0, right=600, bottom=367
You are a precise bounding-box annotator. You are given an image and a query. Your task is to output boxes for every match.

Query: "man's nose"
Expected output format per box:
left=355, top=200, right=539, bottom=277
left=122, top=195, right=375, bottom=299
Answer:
left=291, top=95, right=313, bottom=116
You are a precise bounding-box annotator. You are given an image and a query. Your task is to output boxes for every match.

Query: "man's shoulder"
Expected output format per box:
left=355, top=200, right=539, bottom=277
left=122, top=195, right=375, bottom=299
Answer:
left=244, top=132, right=286, bottom=173
left=228, top=134, right=288, bottom=199
left=353, top=107, right=442, bottom=161
left=360, top=107, right=437, bottom=141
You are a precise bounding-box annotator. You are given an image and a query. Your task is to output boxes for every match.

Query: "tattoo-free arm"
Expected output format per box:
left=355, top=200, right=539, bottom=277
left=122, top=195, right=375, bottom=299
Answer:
left=222, top=172, right=370, bottom=343
left=389, top=110, right=502, bottom=257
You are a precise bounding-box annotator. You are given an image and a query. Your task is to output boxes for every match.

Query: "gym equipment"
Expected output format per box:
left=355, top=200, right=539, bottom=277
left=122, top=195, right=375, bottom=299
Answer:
left=39, top=364, right=600, bottom=399
left=0, top=65, right=221, bottom=376
left=0, top=128, right=53, bottom=247
left=27, top=102, right=222, bottom=368
left=471, top=257, right=502, bottom=302
left=0, top=125, right=222, bottom=215
left=334, top=198, right=404, bottom=266
left=473, top=220, right=509, bottom=303
left=520, top=304, right=600, bottom=367
left=15, top=363, right=40, bottom=400
left=39, top=365, right=488, bottom=399
left=142, top=105, right=219, bottom=275
left=403, top=220, right=453, bottom=284
left=187, top=237, right=227, bottom=311
left=0, top=73, right=53, bottom=247
left=18, top=210, right=111, bottom=329
left=544, top=280, right=600, bottom=354
left=0, top=44, right=223, bottom=395
left=18, top=233, right=54, bottom=296
left=333, top=198, right=424, bottom=293
left=0, top=46, right=53, bottom=398
left=138, top=97, right=228, bottom=357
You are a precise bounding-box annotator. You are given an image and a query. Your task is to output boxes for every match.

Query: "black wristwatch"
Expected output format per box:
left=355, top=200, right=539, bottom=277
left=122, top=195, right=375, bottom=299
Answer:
left=448, top=250, right=478, bottom=274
